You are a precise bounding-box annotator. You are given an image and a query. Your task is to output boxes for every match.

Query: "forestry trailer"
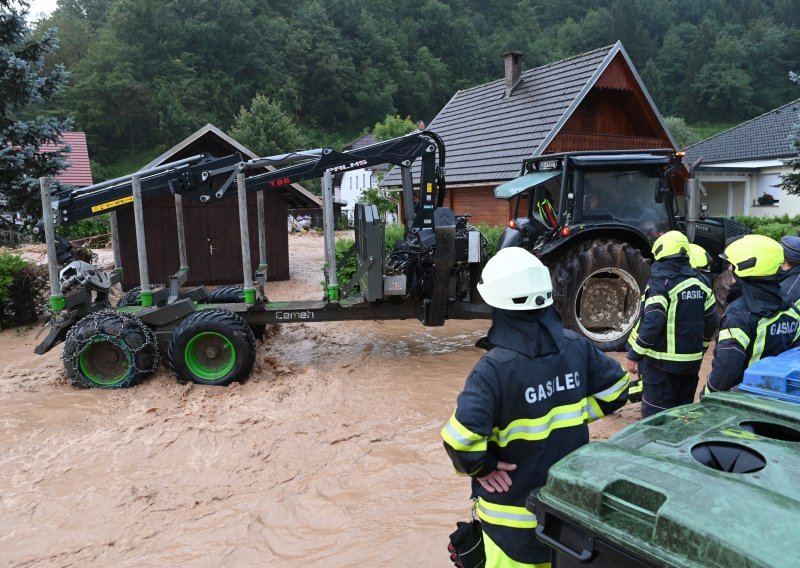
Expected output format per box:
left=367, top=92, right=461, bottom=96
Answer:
left=34, top=131, right=490, bottom=388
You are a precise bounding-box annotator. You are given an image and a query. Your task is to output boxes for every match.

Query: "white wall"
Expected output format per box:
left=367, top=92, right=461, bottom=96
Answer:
left=340, top=168, right=374, bottom=211
left=338, top=168, right=397, bottom=224
left=698, top=164, right=800, bottom=219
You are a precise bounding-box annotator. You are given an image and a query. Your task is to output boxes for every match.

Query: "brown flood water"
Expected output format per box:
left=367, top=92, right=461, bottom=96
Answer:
left=0, top=233, right=712, bottom=567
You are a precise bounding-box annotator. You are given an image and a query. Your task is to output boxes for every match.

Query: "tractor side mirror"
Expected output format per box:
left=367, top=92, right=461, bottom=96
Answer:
left=655, top=180, right=669, bottom=204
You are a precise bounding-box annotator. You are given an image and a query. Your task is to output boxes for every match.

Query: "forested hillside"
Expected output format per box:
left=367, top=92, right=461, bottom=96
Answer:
left=26, top=0, right=800, bottom=171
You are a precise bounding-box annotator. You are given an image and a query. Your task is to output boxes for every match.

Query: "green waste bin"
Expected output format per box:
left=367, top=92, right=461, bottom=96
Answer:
left=527, top=392, right=800, bottom=567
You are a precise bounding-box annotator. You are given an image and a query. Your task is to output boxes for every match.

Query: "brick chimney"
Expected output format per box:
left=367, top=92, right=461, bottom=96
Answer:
left=502, top=51, right=524, bottom=97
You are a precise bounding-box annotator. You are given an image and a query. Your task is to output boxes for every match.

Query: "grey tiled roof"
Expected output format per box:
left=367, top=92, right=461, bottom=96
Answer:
left=382, top=44, right=616, bottom=187
left=684, top=98, right=800, bottom=165
left=344, top=133, right=378, bottom=150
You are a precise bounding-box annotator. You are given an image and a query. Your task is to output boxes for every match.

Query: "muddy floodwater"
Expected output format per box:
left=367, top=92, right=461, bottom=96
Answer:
left=0, top=233, right=713, bottom=567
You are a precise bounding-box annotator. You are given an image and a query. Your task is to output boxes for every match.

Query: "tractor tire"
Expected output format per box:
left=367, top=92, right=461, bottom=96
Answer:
left=116, top=286, right=167, bottom=308
left=62, top=310, right=159, bottom=389
left=206, top=285, right=266, bottom=339
left=167, top=308, right=256, bottom=386
left=116, top=286, right=142, bottom=307
left=551, top=239, right=649, bottom=352
left=207, top=285, right=246, bottom=303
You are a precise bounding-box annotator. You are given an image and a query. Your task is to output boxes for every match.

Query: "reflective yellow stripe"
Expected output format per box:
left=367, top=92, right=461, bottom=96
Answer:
left=490, top=399, right=592, bottom=447
left=628, top=345, right=704, bottom=362
left=591, top=374, right=629, bottom=402
left=705, top=294, right=717, bottom=311
left=586, top=396, right=604, bottom=421
left=666, top=278, right=711, bottom=354
left=630, top=340, right=649, bottom=356
left=718, top=327, right=750, bottom=350
left=752, top=309, right=800, bottom=364
left=441, top=413, right=487, bottom=452
left=628, top=381, right=643, bottom=395
left=477, top=497, right=537, bottom=529
left=645, top=295, right=668, bottom=309
left=483, top=530, right=550, bottom=567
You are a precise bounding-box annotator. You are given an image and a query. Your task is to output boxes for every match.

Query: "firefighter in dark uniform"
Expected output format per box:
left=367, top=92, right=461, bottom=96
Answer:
left=627, top=242, right=716, bottom=405
left=442, top=247, right=629, bottom=568
left=779, top=235, right=800, bottom=306
left=626, top=231, right=719, bottom=417
left=707, top=234, right=800, bottom=392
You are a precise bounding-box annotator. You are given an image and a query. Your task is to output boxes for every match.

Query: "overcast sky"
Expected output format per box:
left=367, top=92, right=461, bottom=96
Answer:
left=26, top=0, right=58, bottom=19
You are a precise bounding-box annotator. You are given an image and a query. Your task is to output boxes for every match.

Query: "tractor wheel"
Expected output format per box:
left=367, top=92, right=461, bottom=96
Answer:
left=167, top=308, right=256, bottom=386
left=116, top=286, right=142, bottom=307
left=206, top=285, right=266, bottom=339
left=116, top=286, right=167, bottom=308
left=207, top=285, right=246, bottom=303
left=62, top=310, right=159, bottom=389
left=551, top=239, right=649, bottom=352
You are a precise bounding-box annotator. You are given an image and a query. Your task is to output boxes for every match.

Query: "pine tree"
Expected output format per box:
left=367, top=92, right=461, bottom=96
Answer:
left=0, top=0, right=71, bottom=222
left=778, top=72, right=800, bottom=196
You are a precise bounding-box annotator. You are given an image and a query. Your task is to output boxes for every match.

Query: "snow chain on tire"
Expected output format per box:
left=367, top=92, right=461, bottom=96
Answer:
left=62, top=309, right=160, bottom=389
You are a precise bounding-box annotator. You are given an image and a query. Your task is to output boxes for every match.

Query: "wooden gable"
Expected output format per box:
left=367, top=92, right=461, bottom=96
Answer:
left=548, top=54, right=672, bottom=153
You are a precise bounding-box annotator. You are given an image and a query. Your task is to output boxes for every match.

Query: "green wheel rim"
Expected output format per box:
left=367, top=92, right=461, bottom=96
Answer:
left=184, top=331, right=236, bottom=382
left=78, top=336, right=134, bottom=386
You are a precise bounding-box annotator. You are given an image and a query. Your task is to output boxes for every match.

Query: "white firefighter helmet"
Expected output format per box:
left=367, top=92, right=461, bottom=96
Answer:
left=477, top=247, right=553, bottom=310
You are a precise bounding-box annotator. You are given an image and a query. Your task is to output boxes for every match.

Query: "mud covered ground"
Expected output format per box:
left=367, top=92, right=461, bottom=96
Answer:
left=0, top=233, right=713, bottom=567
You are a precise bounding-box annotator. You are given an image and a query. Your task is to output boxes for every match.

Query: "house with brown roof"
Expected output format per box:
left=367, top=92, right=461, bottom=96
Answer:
left=683, top=99, right=800, bottom=218
left=382, top=42, right=676, bottom=226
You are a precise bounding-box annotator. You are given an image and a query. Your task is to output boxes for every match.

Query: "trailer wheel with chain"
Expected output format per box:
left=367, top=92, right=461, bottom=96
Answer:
left=62, top=310, right=160, bottom=389
left=167, top=308, right=256, bottom=386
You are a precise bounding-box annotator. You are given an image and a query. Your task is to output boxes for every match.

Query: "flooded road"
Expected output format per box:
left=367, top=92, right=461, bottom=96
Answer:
left=0, top=233, right=709, bottom=566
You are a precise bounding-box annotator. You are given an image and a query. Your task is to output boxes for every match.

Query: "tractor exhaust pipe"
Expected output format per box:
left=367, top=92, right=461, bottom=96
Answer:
left=685, top=158, right=703, bottom=243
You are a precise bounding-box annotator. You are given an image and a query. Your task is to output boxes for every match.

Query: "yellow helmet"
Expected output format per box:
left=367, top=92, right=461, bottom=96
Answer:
left=722, top=234, right=784, bottom=278
left=652, top=231, right=689, bottom=260
left=688, top=243, right=711, bottom=270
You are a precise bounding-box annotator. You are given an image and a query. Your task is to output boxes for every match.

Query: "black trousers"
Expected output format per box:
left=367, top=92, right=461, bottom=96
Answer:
left=640, top=359, right=699, bottom=418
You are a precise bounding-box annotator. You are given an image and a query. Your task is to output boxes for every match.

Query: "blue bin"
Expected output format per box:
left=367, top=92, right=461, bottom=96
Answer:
left=741, top=347, right=800, bottom=403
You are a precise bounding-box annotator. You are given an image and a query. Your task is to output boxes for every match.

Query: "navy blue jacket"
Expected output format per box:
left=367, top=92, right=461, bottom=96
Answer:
left=627, top=256, right=719, bottom=374
left=780, top=265, right=800, bottom=307
left=708, top=275, right=800, bottom=392
left=442, top=307, right=628, bottom=564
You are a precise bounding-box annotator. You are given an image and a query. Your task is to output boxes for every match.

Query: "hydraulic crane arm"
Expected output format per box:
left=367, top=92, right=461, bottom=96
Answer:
left=49, top=131, right=447, bottom=231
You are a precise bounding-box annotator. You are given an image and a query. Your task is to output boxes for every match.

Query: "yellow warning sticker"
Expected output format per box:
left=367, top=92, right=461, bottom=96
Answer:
left=91, top=195, right=133, bottom=213
left=426, top=183, right=432, bottom=193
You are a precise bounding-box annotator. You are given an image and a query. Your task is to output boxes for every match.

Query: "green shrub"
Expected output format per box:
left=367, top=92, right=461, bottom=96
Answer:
left=57, top=215, right=111, bottom=247
left=733, top=215, right=800, bottom=241
left=0, top=253, right=48, bottom=329
left=753, top=222, right=799, bottom=242
left=473, top=223, right=504, bottom=260
left=384, top=223, right=405, bottom=246
left=334, top=237, right=357, bottom=292
left=0, top=253, right=29, bottom=302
